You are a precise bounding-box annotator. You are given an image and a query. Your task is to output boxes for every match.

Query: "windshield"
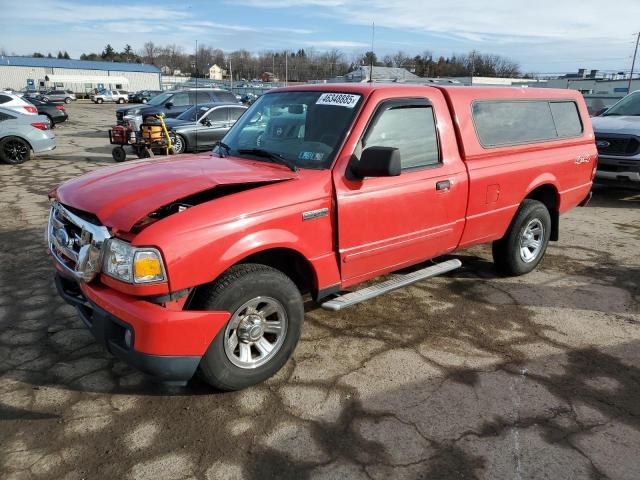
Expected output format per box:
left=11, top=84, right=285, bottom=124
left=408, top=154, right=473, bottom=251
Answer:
left=219, top=91, right=362, bottom=169
left=147, top=92, right=173, bottom=106
left=603, top=91, right=640, bottom=116
left=177, top=105, right=211, bottom=122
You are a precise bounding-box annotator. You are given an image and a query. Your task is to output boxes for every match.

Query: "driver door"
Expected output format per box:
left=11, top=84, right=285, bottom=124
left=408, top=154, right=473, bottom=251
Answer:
left=334, top=95, right=467, bottom=286
left=196, top=107, right=229, bottom=149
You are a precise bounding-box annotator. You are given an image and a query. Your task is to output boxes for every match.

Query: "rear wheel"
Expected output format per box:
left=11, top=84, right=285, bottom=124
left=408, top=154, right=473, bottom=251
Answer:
left=0, top=137, right=32, bottom=165
left=492, top=199, right=551, bottom=276
left=44, top=114, right=55, bottom=129
left=64, top=97, right=72, bottom=104
left=96, top=98, right=103, bottom=104
left=194, top=264, right=304, bottom=391
left=117, top=98, right=124, bottom=104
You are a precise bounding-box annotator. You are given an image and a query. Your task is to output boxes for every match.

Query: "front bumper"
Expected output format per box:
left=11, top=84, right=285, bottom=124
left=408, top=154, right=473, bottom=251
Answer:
left=595, top=156, right=640, bottom=184
left=54, top=274, right=230, bottom=384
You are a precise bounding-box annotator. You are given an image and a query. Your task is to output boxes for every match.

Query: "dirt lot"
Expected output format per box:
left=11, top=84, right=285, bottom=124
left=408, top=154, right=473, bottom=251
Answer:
left=1, top=101, right=639, bottom=480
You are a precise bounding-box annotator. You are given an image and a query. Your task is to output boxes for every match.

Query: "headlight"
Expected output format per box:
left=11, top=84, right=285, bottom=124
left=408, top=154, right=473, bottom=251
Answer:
left=103, top=238, right=166, bottom=284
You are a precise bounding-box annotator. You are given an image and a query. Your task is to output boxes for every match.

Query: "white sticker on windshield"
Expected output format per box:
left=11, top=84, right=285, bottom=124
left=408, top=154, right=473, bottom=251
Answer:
left=316, top=93, right=360, bottom=108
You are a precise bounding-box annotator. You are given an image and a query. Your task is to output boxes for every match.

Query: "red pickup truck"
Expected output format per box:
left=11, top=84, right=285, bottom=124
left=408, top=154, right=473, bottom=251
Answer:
left=48, top=84, right=596, bottom=390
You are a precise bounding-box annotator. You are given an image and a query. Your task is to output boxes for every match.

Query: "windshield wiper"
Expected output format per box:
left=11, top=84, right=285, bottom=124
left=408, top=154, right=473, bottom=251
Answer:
left=238, top=148, right=298, bottom=172
left=214, top=141, right=231, bottom=158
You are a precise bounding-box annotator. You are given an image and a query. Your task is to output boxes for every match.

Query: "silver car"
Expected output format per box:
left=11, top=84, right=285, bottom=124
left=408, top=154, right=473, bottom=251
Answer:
left=43, top=89, right=76, bottom=104
left=0, top=106, right=55, bottom=164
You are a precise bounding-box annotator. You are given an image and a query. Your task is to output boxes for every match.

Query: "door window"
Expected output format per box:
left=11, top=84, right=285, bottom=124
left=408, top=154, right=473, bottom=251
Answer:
left=363, top=99, right=440, bottom=169
left=194, top=91, right=212, bottom=103
left=206, top=108, right=228, bottom=124
left=229, top=107, right=246, bottom=122
left=171, top=93, right=190, bottom=106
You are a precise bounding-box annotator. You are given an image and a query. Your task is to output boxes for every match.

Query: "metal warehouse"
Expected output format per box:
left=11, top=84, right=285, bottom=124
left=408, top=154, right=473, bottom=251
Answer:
left=0, top=56, right=161, bottom=94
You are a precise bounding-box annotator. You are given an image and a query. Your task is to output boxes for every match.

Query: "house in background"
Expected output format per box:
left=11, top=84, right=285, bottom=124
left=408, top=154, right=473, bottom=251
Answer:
left=208, top=64, right=225, bottom=80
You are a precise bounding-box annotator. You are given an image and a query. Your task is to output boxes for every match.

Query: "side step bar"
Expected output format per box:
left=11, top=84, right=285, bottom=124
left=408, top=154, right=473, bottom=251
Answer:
left=321, top=259, right=462, bottom=311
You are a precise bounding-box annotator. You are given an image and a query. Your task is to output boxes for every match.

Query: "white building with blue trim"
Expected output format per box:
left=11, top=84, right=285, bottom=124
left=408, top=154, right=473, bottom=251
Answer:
left=0, top=56, right=161, bottom=93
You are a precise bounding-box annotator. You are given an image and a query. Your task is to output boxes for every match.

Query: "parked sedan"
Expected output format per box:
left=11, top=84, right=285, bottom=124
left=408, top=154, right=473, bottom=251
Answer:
left=129, top=90, right=162, bottom=103
left=26, top=98, right=68, bottom=128
left=0, top=92, right=38, bottom=115
left=43, top=89, right=76, bottom=104
left=0, top=106, right=55, bottom=164
left=164, top=103, right=247, bottom=154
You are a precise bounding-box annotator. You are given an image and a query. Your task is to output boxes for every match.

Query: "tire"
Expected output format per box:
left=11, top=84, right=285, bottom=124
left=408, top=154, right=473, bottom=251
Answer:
left=135, top=147, right=151, bottom=159
left=111, top=146, right=126, bottom=162
left=96, top=98, right=103, bottom=104
left=45, top=114, right=55, bottom=129
left=0, top=137, right=33, bottom=165
left=172, top=134, right=186, bottom=154
left=193, top=263, right=304, bottom=391
left=492, top=199, right=551, bottom=276
left=64, top=97, right=72, bottom=104
left=117, top=98, right=124, bottom=104
left=142, top=99, right=148, bottom=104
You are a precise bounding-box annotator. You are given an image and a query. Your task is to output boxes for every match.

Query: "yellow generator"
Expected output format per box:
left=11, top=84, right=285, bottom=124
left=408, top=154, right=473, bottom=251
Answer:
left=137, top=112, right=175, bottom=157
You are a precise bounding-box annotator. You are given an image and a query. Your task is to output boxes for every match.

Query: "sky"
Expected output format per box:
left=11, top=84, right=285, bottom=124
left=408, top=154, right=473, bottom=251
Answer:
left=1, top=0, right=639, bottom=74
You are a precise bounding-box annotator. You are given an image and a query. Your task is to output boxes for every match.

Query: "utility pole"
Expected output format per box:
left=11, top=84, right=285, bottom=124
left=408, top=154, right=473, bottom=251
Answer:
left=629, top=32, right=640, bottom=93
left=369, top=21, right=375, bottom=83
left=285, top=51, right=288, bottom=86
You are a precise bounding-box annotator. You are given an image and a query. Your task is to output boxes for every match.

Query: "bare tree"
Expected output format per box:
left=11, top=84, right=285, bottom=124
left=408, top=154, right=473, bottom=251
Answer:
left=141, top=41, right=157, bottom=65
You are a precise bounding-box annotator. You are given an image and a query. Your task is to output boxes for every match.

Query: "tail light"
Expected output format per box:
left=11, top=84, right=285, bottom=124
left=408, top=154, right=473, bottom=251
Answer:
left=55, top=105, right=65, bottom=111
left=31, top=122, right=50, bottom=131
left=24, top=105, right=38, bottom=114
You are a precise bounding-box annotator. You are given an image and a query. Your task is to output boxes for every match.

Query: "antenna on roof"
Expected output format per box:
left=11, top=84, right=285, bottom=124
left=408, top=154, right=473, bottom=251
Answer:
left=369, top=21, right=375, bottom=84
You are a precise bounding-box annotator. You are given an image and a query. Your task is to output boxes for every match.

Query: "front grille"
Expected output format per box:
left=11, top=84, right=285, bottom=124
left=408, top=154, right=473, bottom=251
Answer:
left=48, top=202, right=111, bottom=282
left=596, top=135, right=640, bottom=156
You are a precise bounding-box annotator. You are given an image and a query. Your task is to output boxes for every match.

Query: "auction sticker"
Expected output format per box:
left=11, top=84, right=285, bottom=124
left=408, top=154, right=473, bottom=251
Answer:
left=316, top=93, right=360, bottom=108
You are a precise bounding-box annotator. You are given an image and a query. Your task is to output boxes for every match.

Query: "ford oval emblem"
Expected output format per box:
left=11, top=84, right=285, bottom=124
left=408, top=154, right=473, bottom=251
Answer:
left=596, top=140, right=610, bottom=148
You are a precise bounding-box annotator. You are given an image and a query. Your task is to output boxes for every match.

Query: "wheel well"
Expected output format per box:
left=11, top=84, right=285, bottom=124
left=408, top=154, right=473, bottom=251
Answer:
left=238, top=248, right=316, bottom=297
left=525, top=184, right=559, bottom=241
left=1, top=135, right=33, bottom=150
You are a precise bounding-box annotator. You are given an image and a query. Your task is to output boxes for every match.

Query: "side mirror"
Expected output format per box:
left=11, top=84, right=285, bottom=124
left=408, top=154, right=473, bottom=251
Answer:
left=352, top=146, right=401, bottom=178
left=165, top=101, right=173, bottom=108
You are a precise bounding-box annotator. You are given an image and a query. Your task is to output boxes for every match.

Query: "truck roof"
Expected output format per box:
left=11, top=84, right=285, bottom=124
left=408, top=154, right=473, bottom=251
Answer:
left=270, top=82, right=583, bottom=102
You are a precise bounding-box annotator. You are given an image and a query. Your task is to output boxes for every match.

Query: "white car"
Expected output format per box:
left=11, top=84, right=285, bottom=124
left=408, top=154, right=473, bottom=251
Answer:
left=91, top=90, right=129, bottom=104
left=0, top=92, right=38, bottom=115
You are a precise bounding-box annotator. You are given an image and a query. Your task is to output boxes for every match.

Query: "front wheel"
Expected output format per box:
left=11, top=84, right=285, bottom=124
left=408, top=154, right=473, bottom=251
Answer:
left=194, top=264, right=304, bottom=391
left=492, top=199, right=551, bottom=276
left=111, top=146, right=126, bottom=162
left=172, top=134, right=186, bottom=154
left=96, top=98, right=103, bottom=104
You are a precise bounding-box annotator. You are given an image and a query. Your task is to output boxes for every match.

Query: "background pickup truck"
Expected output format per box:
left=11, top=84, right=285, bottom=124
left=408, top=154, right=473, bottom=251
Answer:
left=48, top=84, right=596, bottom=391
left=591, top=90, right=640, bottom=185
left=90, top=89, right=128, bottom=104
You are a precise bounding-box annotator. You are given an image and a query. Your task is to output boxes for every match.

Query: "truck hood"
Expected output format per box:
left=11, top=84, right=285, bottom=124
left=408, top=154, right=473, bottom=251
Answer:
left=53, top=154, right=297, bottom=232
left=591, top=115, right=640, bottom=136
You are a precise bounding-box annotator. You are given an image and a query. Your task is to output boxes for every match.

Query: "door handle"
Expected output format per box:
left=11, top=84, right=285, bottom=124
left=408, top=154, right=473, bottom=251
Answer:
left=436, top=180, right=451, bottom=191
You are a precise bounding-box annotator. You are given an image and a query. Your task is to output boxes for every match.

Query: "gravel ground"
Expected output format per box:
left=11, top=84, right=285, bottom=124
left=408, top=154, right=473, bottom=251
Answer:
left=1, top=101, right=639, bottom=480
